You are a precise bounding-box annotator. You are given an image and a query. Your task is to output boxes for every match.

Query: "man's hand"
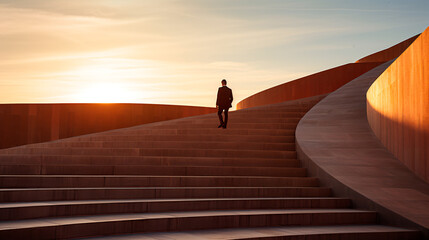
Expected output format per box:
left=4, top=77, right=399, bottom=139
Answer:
left=216, top=105, right=219, bottom=109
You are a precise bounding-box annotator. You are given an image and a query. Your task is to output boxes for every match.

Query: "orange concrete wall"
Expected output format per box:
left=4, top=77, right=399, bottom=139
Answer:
left=356, top=34, right=419, bottom=63
left=367, top=27, right=429, bottom=183
left=0, top=103, right=216, bottom=149
left=237, top=62, right=382, bottom=109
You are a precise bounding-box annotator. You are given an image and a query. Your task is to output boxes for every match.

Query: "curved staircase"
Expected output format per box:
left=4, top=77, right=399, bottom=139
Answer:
left=0, top=96, right=420, bottom=239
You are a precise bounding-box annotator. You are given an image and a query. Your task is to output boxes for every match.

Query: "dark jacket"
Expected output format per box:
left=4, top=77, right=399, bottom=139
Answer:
left=216, top=86, right=233, bottom=109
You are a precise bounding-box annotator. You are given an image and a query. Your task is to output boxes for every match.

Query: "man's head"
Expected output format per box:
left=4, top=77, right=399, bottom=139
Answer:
left=221, top=79, right=227, bottom=86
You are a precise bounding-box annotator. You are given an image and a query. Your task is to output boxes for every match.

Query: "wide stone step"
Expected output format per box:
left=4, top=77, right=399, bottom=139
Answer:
left=139, top=148, right=296, bottom=159
left=151, top=123, right=298, bottom=130
left=102, top=128, right=296, bottom=137
left=0, top=187, right=332, bottom=202
left=0, top=155, right=299, bottom=168
left=71, top=134, right=296, bottom=144
left=213, top=110, right=307, bottom=117
left=136, top=148, right=296, bottom=159
left=35, top=141, right=296, bottom=151
left=0, top=197, right=352, bottom=220
left=3, top=148, right=297, bottom=159
left=79, top=225, right=420, bottom=240
left=235, top=108, right=309, bottom=113
left=0, top=209, right=377, bottom=239
left=0, top=164, right=306, bottom=176
left=227, top=112, right=306, bottom=118
left=185, top=117, right=301, bottom=124
left=0, top=174, right=315, bottom=188
left=191, top=113, right=304, bottom=121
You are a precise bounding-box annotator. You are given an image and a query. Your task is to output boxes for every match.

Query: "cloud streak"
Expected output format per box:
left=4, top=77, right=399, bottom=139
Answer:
left=0, top=1, right=428, bottom=107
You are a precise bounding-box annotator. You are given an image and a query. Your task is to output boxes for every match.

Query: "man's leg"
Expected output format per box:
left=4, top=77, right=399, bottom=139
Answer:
left=223, top=108, right=229, bottom=128
left=217, top=108, right=224, bottom=127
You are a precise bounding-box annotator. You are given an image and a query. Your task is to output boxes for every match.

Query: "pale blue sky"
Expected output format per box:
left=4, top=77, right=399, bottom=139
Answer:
left=0, top=0, right=428, bottom=107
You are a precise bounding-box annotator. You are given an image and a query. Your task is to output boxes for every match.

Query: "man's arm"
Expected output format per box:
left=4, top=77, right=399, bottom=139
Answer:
left=216, top=88, right=220, bottom=107
left=229, top=89, right=233, bottom=103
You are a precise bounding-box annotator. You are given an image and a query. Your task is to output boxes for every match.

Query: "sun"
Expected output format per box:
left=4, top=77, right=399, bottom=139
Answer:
left=74, top=82, right=139, bottom=103
left=69, top=62, right=144, bottom=103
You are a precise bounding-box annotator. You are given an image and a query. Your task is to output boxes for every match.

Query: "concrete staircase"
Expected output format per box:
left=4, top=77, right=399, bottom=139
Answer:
left=0, top=97, right=420, bottom=239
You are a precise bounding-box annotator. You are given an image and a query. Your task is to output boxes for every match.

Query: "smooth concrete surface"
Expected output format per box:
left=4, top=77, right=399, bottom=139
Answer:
left=367, top=26, right=429, bottom=183
left=296, top=61, right=429, bottom=237
left=0, top=209, right=378, bottom=239
left=0, top=103, right=216, bottom=149
left=0, top=197, right=352, bottom=220
left=236, top=62, right=382, bottom=109
left=356, top=34, right=419, bottom=63
left=80, top=225, right=420, bottom=240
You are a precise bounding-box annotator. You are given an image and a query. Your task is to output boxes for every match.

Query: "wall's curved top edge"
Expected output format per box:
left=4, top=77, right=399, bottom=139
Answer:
left=237, top=32, right=420, bottom=111
left=236, top=62, right=381, bottom=110
left=355, top=34, right=420, bottom=63
left=0, top=102, right=212, bottom=108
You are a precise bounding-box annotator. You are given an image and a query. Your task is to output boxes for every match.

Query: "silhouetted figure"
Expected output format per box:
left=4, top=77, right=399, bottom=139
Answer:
left=216, top=79, right=233, bottom=129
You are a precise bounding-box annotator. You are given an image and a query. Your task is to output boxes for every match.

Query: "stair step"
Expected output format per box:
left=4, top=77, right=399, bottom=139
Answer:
left=1, top=165, right=306, bottom=177
left=228, top=112, right=306, bottom=118
left=78, top=225, right=420, bottom=240
left=72, top=134, right=296, bottom=144
left=0, top=155, right=299, bottom=168
left=194, top=113, right=305, bottom=121
left=235, top=108, right=309, bottom=113
left=151, top=123, right=298, bottom=130
left=35, top=141, right=296, bottom=151
left=0, top=197, right=352, bottom=220
left=0, top=209, right=377, bottom=239
left=3, top=148, right=297, bottom=159
left=184, top=117, right=301, bottom=124
left=0, top=187, right=332, bottom=202
left=102, top=128, right=296, bottom=137
left=139, top=149, right=296, bottom=159
left=0, top=175, right=315, bottom=188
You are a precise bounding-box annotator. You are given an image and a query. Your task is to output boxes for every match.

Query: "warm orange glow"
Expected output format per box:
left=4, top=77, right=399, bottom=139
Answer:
left=73, top=82, right=139, bottom=103
left=67, top=62, right=144, bottom=103
left=1, top=2, right=427, bottom=107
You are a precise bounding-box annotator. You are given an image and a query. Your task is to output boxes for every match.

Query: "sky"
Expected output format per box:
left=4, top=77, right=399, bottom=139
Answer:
left=1, top=0, right=428, bottom=108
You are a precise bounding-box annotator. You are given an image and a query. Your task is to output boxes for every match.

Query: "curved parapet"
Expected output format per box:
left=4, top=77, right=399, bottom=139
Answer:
left=236, top=62, right=382, bottom=109
left=356, top=34, right=419, bottom=63
left=0, top=103, right=216, bottom=149
left=296, top=61, right=429, bottom=236
left=235, top=32, right=420, bottom=111
left=367, top=27, right=429, bottom=183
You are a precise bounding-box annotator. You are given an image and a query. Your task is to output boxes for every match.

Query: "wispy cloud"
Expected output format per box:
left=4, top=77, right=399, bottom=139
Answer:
left=1, top=1, right=427, bottom=106
left=0, top=5, right=122, bottom=35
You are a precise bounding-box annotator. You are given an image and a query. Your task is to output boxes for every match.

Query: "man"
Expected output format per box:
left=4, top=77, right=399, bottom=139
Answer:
left=216, top=79, right=233, bottom=129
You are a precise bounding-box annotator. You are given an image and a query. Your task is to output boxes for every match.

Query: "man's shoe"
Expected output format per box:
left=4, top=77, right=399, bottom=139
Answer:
left=218, top=124, right=223, bottom=128
left=222, top=125, right=227, bottom=129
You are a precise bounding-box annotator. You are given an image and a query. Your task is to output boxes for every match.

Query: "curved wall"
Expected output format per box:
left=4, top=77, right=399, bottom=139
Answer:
left=356, top=34, right=419, bottom=63
left=0, top=103, right=216, bottom=149
left=236, top=62, right=382, bottom=109
left=367, top=27, right=429, bottom=183
left=296, top=61, right=429, bottom=236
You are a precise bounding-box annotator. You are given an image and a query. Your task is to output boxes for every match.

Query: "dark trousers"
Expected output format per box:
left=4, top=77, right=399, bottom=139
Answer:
left=218, top=108, right=229, bottom=127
